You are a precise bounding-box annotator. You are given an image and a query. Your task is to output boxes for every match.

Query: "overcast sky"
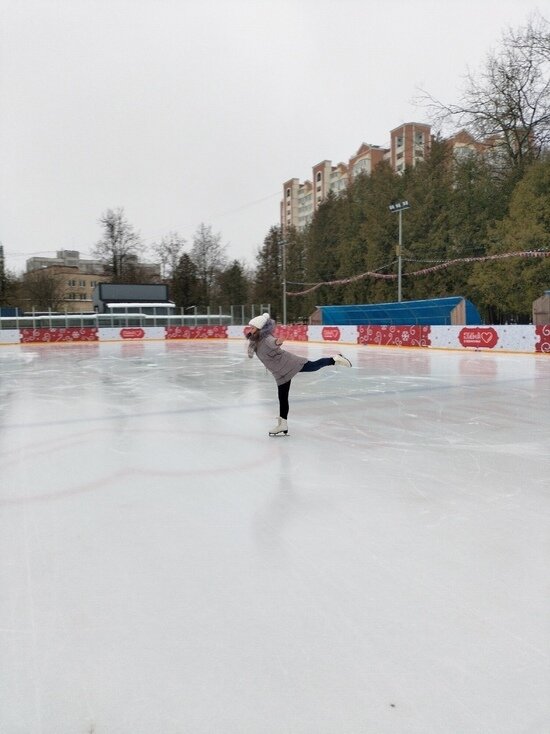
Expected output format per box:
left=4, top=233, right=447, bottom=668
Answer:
left=1, top=0, right=548, bottom=273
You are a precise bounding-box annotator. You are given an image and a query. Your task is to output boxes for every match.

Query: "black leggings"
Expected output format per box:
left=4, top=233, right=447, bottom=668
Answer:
left=277, top=358, right=335, bottom=419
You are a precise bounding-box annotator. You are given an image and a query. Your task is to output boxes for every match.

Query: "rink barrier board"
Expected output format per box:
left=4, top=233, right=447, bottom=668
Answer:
left=0, top=324, right=549, bottom=353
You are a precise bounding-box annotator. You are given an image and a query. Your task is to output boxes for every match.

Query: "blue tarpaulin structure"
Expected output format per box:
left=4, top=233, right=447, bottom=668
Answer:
left=313, top=297, right=482, bottom=326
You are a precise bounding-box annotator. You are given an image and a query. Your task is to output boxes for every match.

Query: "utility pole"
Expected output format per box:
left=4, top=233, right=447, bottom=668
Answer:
left=388, top=200, right=410, bottom=302
left=281, top=232, right=287, bottom=325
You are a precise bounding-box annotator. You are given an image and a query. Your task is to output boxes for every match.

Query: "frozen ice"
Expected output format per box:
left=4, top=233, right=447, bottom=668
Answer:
left=0, top=340, right=549, bottom=733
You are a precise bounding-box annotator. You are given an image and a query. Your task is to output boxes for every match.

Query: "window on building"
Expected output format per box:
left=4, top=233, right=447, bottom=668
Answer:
left=68, top=279, right=76, bottom=287
left=354, top=159, right=369, bottom=174
left=286, top=188, right=290, bottom=197
left=454, top=145, right=475, bottom=160
left=415, top=132, right=424, bottom=145
left=396, top=136, right=403, bottom=148
left=80, top=293, right=86, bottom=300
left=316, top=172, right=322, bottom=182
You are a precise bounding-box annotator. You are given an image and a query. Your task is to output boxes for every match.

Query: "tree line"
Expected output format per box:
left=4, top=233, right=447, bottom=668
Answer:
left=260, top=142, right=550, bottom=325
left=1, top=14, right=548, bottom=322
left=255, top=13, right=550, bottom=324
left=0, top=213, right=253, bottom=313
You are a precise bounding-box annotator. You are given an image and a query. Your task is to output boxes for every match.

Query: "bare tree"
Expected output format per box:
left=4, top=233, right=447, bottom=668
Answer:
left=511, top=13, right=550, bottom=61
left=152, top=232, right=187, bottom=279
left=21, top=268, right=66, bottom=311
left=0, top=244, right=6, bottom=304
left=0, top=244, right=21, bottom=308
left=93, top=207, right=143, bottom=281
left=190, top=223, right=227, bottom=305
left=419, top=14, right=550, bottom=169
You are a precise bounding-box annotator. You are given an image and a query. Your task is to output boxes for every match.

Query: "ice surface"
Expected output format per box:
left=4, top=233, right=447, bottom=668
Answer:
left=0, top=340, right=549, bottom=734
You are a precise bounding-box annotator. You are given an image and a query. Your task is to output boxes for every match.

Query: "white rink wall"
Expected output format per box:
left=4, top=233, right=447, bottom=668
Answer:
left=1, top=323, right=549, bottom=353
left=99, top=326, right=165, bottom=341
left=0, top=329, right=20, bottom=344
left=429, top=325, right=540, bottom=352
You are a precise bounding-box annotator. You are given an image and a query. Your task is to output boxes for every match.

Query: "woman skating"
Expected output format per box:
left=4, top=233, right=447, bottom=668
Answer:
left=246, top=313, right=351, bottom=436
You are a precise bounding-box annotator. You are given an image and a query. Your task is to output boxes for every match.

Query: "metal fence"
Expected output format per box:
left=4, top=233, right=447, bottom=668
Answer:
left=0, top=304, right=271, bottom=330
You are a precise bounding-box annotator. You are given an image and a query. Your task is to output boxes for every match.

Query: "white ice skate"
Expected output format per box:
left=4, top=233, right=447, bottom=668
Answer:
left=334, top=353, right=352, bottom=367
left=269, top=417, right=288, bottom=437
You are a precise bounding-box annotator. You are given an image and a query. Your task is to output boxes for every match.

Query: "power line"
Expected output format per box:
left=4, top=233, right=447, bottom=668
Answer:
left=140, top=191, right=282, bottom=244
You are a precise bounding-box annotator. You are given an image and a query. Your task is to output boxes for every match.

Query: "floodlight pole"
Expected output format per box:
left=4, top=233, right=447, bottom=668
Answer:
left=389, top=200, right=410, bottom=303
left=398, top=209, right=403, bottom=303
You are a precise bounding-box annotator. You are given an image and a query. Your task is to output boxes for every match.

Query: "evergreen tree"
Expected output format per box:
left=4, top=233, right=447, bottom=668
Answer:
left=217, top=260, right=250, bottom=306
left=171, top=253, right=200, bottom=309
left=469, top=156, right=550, bottom=322
left=284, top=226, right=308, bottom=322
left=399, top=139, right=455, bottom=301
left=302, top=192, right=348, bottom=313
left=339, top=164, right=402, bottom=305
left=254, top=226, right=283, bottom=318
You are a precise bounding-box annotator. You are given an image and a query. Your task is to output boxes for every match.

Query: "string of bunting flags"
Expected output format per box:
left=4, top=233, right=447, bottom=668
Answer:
left=286, top=249, right=550, bottom=296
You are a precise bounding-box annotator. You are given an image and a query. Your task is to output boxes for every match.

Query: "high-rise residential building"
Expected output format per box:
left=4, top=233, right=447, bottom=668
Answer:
left=280, top=120, right=527, bottom=232
left=389, top=122, right=431, bottom=173
left=444, top=129, right=484, bottom=161
left=281, top=122, right=433, bottom=233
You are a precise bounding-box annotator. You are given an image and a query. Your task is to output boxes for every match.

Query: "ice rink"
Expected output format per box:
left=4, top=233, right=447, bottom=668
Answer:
left=1, top=339, right=549, bottom=734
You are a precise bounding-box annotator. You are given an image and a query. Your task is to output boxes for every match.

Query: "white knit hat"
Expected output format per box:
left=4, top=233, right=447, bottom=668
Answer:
left=249, top=312, right=270, bottom=330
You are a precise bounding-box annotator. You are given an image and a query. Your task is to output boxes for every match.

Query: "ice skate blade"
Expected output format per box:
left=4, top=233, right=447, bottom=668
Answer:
left=269, top=431, right=289, bottom=437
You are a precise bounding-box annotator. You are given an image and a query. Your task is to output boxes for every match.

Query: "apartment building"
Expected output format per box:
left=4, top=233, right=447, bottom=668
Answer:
left=444, top=129, right=485, bottom=161
left=390, top=122, right=431, bottom=173
left=280, top=120, right=526, bottom=233
left=281, top=122, right=431, bottom=233
left=24, top=249, right=161, bottom=312
left=23, top=265, right=109, bottom=313
left=26, top=249, right=105, bottom=275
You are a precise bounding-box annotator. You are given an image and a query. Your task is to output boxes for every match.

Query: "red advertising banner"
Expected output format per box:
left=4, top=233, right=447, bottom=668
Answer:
left=275, top=324, right=309, bottom=342
left=357, top=325, right=431, bottom=347
left=458, top=327, right=498, bottom=349
left=20, top=327, right=99, bottom=344
left=166, top=325, right=228, bottom=340
left=535, top=325, right=550, bottom=353
left=321, top=327, right=341, bottom=341
left=120, top=328, right=145, bottom=340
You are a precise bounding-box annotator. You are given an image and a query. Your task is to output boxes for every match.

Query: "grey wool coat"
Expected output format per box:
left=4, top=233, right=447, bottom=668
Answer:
left=248, top=319, right=307, bottom=386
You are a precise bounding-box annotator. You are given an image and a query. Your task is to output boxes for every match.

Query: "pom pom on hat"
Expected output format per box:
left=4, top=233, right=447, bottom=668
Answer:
left=249, top=312, right=270, bottom=330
